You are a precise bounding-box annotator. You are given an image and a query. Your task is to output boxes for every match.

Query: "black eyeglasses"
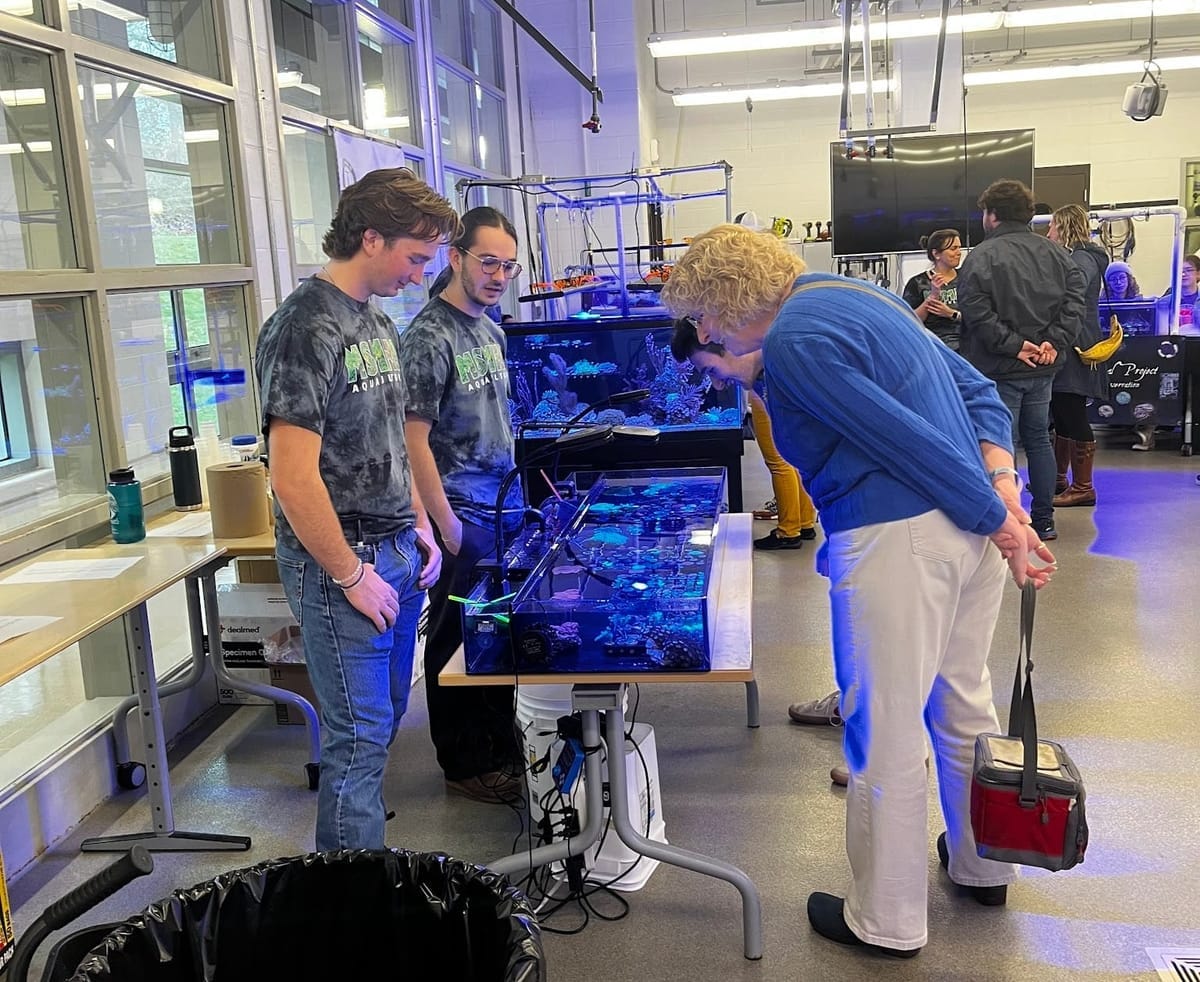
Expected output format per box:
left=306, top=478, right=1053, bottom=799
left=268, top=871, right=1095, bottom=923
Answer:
left=462, top=249, right=523, bottom=279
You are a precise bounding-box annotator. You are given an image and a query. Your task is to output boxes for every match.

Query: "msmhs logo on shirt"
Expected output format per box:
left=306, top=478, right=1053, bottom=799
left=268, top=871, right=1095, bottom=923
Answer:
left=455, top=342, right=506, bottom=392
left=345, top=337, right=402, bottom=392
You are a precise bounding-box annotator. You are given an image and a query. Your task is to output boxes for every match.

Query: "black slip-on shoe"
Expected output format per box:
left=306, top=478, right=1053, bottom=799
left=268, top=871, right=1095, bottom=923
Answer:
left=937, top=833, right=1008, bottom=906
left=806, top=893, right=921, bottom=958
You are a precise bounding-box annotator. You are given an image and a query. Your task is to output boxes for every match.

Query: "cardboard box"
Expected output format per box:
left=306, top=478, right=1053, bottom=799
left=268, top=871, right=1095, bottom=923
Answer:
left=0, top=846, right=14, bottom=973
left=271, top=664, right=320, bottom=725
left=216, top=584, right=301, bottom=707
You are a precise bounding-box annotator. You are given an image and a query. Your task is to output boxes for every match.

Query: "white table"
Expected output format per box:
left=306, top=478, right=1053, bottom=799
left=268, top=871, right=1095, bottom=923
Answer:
left=440, top=514, right=762, bottom=959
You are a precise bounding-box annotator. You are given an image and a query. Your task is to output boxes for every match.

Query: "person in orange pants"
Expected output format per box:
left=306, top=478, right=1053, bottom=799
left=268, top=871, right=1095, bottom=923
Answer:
left=749, top=391, right=818, bottom=550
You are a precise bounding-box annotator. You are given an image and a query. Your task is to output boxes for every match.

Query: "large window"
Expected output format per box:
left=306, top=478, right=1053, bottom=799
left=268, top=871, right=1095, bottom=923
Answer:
left=70, top=0, right=221, bottom=80
left=272, top=0, right=352, bottom=122
left=283, top=123, right=336, bottom=267
left=358, top=12, right=419, bottom=146
left=0, top=0, right=45, bottom=23
left=77, top=66, right=239, bottom=268
left=0, top=43, right=77, bottom=270
left=436, top=65, right=473, bottom=166
left=0, top=297, right=104, bottom=537
left=106, top=286, right=257, bottom=481
left=467, top=0, right=503, bottom=90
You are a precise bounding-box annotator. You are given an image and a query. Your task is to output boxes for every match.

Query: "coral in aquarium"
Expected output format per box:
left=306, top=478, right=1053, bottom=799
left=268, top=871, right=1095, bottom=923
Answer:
left=643, top=332, right=711, bottom=426
left=568, top=359, right=619, bottom=377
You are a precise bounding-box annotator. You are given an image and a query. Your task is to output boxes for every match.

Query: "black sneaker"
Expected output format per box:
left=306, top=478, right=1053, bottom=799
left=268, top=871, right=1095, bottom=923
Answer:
left=754, top=528, right=805, bottom=550
left=799, top=527, right=817, bottom=540
left=1032, top=521, right=1057, bottom=542
left=937, top=833, right=1008, bottom=906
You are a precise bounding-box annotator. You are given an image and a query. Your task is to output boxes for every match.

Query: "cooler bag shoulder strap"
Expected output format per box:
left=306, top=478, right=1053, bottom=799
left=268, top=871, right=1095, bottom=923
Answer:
left=1008, top=581, right=1041, bottom=806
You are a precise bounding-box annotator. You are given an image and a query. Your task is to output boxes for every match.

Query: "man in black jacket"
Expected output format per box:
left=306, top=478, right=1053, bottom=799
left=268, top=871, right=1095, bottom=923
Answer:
left=958, top=179, right=1086, bottom=541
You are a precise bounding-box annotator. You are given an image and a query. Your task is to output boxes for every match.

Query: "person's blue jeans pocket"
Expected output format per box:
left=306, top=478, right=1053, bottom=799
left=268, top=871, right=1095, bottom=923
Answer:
left=277, top=528, right=424, bottom=851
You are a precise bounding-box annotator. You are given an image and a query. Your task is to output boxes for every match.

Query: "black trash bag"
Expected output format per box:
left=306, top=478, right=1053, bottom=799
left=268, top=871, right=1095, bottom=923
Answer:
left=65, top=850, right=543, bottom=982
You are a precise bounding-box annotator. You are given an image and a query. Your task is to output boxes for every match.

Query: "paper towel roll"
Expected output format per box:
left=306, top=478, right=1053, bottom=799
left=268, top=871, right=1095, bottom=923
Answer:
left=207, top=460, right=271, bottom=539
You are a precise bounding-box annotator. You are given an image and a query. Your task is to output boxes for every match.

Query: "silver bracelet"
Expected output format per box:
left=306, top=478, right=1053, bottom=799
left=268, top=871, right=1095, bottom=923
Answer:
left=331, top=558, right=364, bottom=589
left=988, top=466, right=1022, bottom=490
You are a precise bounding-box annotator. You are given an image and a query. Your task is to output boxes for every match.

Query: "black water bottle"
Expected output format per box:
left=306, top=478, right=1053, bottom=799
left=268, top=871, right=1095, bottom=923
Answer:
left=168, top=425, right=203, bottom=511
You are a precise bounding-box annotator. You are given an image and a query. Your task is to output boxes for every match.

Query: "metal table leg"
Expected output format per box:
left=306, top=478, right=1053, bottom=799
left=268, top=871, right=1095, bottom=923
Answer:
left=596, top=685, right=763, bottom=960
left=81, top=600, right=251, bottom=853
left=110, top=578, right=210, bottom=790
left=744, top=679, right=760, bottom=728
left=199, top=573, right=322, bottom=790
left=487, top=709, right=605, bottom=877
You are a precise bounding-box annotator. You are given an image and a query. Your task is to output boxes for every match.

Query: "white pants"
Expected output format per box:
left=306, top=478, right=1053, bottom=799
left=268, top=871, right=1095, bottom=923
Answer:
left=827, top=509, right=1019, bottom=950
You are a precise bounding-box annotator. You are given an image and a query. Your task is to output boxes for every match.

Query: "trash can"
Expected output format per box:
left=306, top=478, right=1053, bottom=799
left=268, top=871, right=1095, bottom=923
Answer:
left=62, top=850, right=543, bottom=982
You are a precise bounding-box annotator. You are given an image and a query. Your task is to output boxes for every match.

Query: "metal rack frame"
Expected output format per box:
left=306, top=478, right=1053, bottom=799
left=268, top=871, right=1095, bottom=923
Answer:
left=457, top=162, right=733, bottom=321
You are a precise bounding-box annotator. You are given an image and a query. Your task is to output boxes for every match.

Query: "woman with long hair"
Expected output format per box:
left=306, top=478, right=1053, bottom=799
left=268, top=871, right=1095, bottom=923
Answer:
left=1047, top=204, right=1109, bottom=507
left=902, top=228, right=964, bottom=349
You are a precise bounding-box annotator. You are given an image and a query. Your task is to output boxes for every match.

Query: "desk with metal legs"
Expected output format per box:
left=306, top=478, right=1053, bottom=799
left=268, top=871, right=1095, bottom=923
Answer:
left=0, top=542, right=251, bottom=853
left=439, top=514, right=763, bottom=959
left=107, top=525, right=321, bottom=793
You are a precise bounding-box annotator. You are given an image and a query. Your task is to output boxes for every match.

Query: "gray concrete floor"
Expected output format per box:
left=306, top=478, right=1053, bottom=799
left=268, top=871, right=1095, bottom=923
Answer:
left=8, top=435, right=1200, bottom=981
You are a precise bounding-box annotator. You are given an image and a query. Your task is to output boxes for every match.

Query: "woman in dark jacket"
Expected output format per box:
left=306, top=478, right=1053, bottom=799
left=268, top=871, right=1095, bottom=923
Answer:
left=1048, top=204, right=1109, bottom=507
left=902, top=228, right=963, bottom=349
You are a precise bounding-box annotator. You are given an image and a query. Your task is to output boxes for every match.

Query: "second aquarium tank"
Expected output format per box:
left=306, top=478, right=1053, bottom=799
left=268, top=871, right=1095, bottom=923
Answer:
left=503, top=316, right=743, bottom=435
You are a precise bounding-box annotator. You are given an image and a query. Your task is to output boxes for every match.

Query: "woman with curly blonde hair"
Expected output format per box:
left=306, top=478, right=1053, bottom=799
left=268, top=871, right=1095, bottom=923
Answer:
left=663, top=222, right=1055, bottom=959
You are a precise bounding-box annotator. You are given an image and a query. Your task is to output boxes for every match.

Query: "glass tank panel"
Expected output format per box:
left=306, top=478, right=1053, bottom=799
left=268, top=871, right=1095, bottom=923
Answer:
left=463, top=467, right=727, bottom=674
left=504, top=317, right=743, bottom=435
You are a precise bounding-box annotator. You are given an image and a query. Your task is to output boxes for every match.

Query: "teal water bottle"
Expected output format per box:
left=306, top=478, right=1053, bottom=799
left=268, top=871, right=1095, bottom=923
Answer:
left=108, top=467, right=146, bottom=543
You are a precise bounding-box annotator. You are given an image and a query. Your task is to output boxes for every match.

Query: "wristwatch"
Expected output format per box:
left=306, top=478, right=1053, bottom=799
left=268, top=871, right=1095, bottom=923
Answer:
left=988, top=466, right=1022, bottom=489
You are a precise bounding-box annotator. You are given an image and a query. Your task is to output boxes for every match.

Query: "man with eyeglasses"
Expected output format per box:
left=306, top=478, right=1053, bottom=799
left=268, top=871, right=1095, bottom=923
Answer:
left=399, top=206, right=525, bottom=804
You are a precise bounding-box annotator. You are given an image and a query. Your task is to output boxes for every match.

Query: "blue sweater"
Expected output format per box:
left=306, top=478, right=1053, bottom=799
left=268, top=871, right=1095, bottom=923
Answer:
left=762, top=273, right=1012, bottom=536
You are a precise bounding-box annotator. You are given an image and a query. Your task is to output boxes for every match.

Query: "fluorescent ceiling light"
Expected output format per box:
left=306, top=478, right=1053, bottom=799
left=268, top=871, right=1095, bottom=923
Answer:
left=673, top=78, right=897, bottom=107
left=649, top=0, right=1200, bottom=58
left=0, top=87, right=47, bottom=107
left=1005, top=0, right=1200, bottom=26
left=68, top=0, right=143, bottom=22
left=0, top=0, right=35, bottom=16
left=183, top=128, right=219, bottom=143
left=0, top=140, right=51, bottom=154
left=965, top=53, right=1200, bottom=84
left=276, top=70, right=322, bottom=96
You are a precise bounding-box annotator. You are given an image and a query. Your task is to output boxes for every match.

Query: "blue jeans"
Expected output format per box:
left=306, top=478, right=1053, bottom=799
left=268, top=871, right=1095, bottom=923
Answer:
left=994, top=376, right=1055, bottom=528
left=276, top=527, right=424, bottom=851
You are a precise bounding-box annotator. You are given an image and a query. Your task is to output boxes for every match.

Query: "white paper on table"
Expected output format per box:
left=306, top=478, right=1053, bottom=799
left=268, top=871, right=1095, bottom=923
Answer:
left=0, top=614, right=62, bottom=645
left=146, top=512, right=213, bottom=538
left=3, top=556, right=144, bottom=584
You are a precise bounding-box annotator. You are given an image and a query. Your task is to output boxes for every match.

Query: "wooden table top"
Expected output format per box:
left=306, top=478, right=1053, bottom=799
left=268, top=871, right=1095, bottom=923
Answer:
left=439, top=514, right=753, bottom=687
left=0, top=539, right=225, bottom=688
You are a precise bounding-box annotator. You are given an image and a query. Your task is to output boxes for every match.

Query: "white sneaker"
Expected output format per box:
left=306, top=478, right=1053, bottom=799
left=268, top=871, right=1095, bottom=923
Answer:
left=788, top=690, right=842, bottom=726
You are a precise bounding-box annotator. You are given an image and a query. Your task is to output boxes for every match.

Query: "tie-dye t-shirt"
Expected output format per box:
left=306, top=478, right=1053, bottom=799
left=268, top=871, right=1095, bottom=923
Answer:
left=399, top=297, right=521, bottom=529
left=256, top=277, right=415, bottom=550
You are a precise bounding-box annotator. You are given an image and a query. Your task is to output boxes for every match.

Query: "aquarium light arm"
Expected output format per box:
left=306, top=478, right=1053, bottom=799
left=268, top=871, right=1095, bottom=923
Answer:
left=494, top=426, right=616, bottom=567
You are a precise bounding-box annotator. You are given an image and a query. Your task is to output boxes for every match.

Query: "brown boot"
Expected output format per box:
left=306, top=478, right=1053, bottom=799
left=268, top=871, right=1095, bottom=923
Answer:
left=1054, top=440, right=1096, bottom=507
left=1053, top=435, right=1072, bottom=496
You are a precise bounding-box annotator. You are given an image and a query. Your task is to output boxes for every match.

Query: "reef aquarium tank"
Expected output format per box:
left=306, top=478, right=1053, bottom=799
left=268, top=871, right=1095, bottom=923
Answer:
left=504, top=317, right=743, bottom=434
left=462, top=468, right=729, bottom=674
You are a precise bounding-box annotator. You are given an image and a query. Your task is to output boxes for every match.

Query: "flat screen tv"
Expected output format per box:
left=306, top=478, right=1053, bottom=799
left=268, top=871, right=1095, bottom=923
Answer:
left=829, top=129, right=1035, bottom=257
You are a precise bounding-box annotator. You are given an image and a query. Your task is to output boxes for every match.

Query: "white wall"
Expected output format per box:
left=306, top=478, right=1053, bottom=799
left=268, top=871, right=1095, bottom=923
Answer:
left=654, top=73, right=1200, bottom=295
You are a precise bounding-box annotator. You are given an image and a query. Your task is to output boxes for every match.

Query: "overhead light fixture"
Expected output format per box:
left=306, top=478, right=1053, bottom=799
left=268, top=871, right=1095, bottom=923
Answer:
left=0, top=87, right=47, bottom=107
left=648, top=0, right=1200, bottom=58
left=964, top=53, right=1200, bottom=85
left=673, top=78, right=897, bottom=107
left=0, top=140, right=51, bottom=155
left=67, top=0, right=144, bottom=22
left=0, top=0, right=35, bottom=16
left=183, top=128, right=219, bottom=143
left=276, top=70, right=322, bottom=97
